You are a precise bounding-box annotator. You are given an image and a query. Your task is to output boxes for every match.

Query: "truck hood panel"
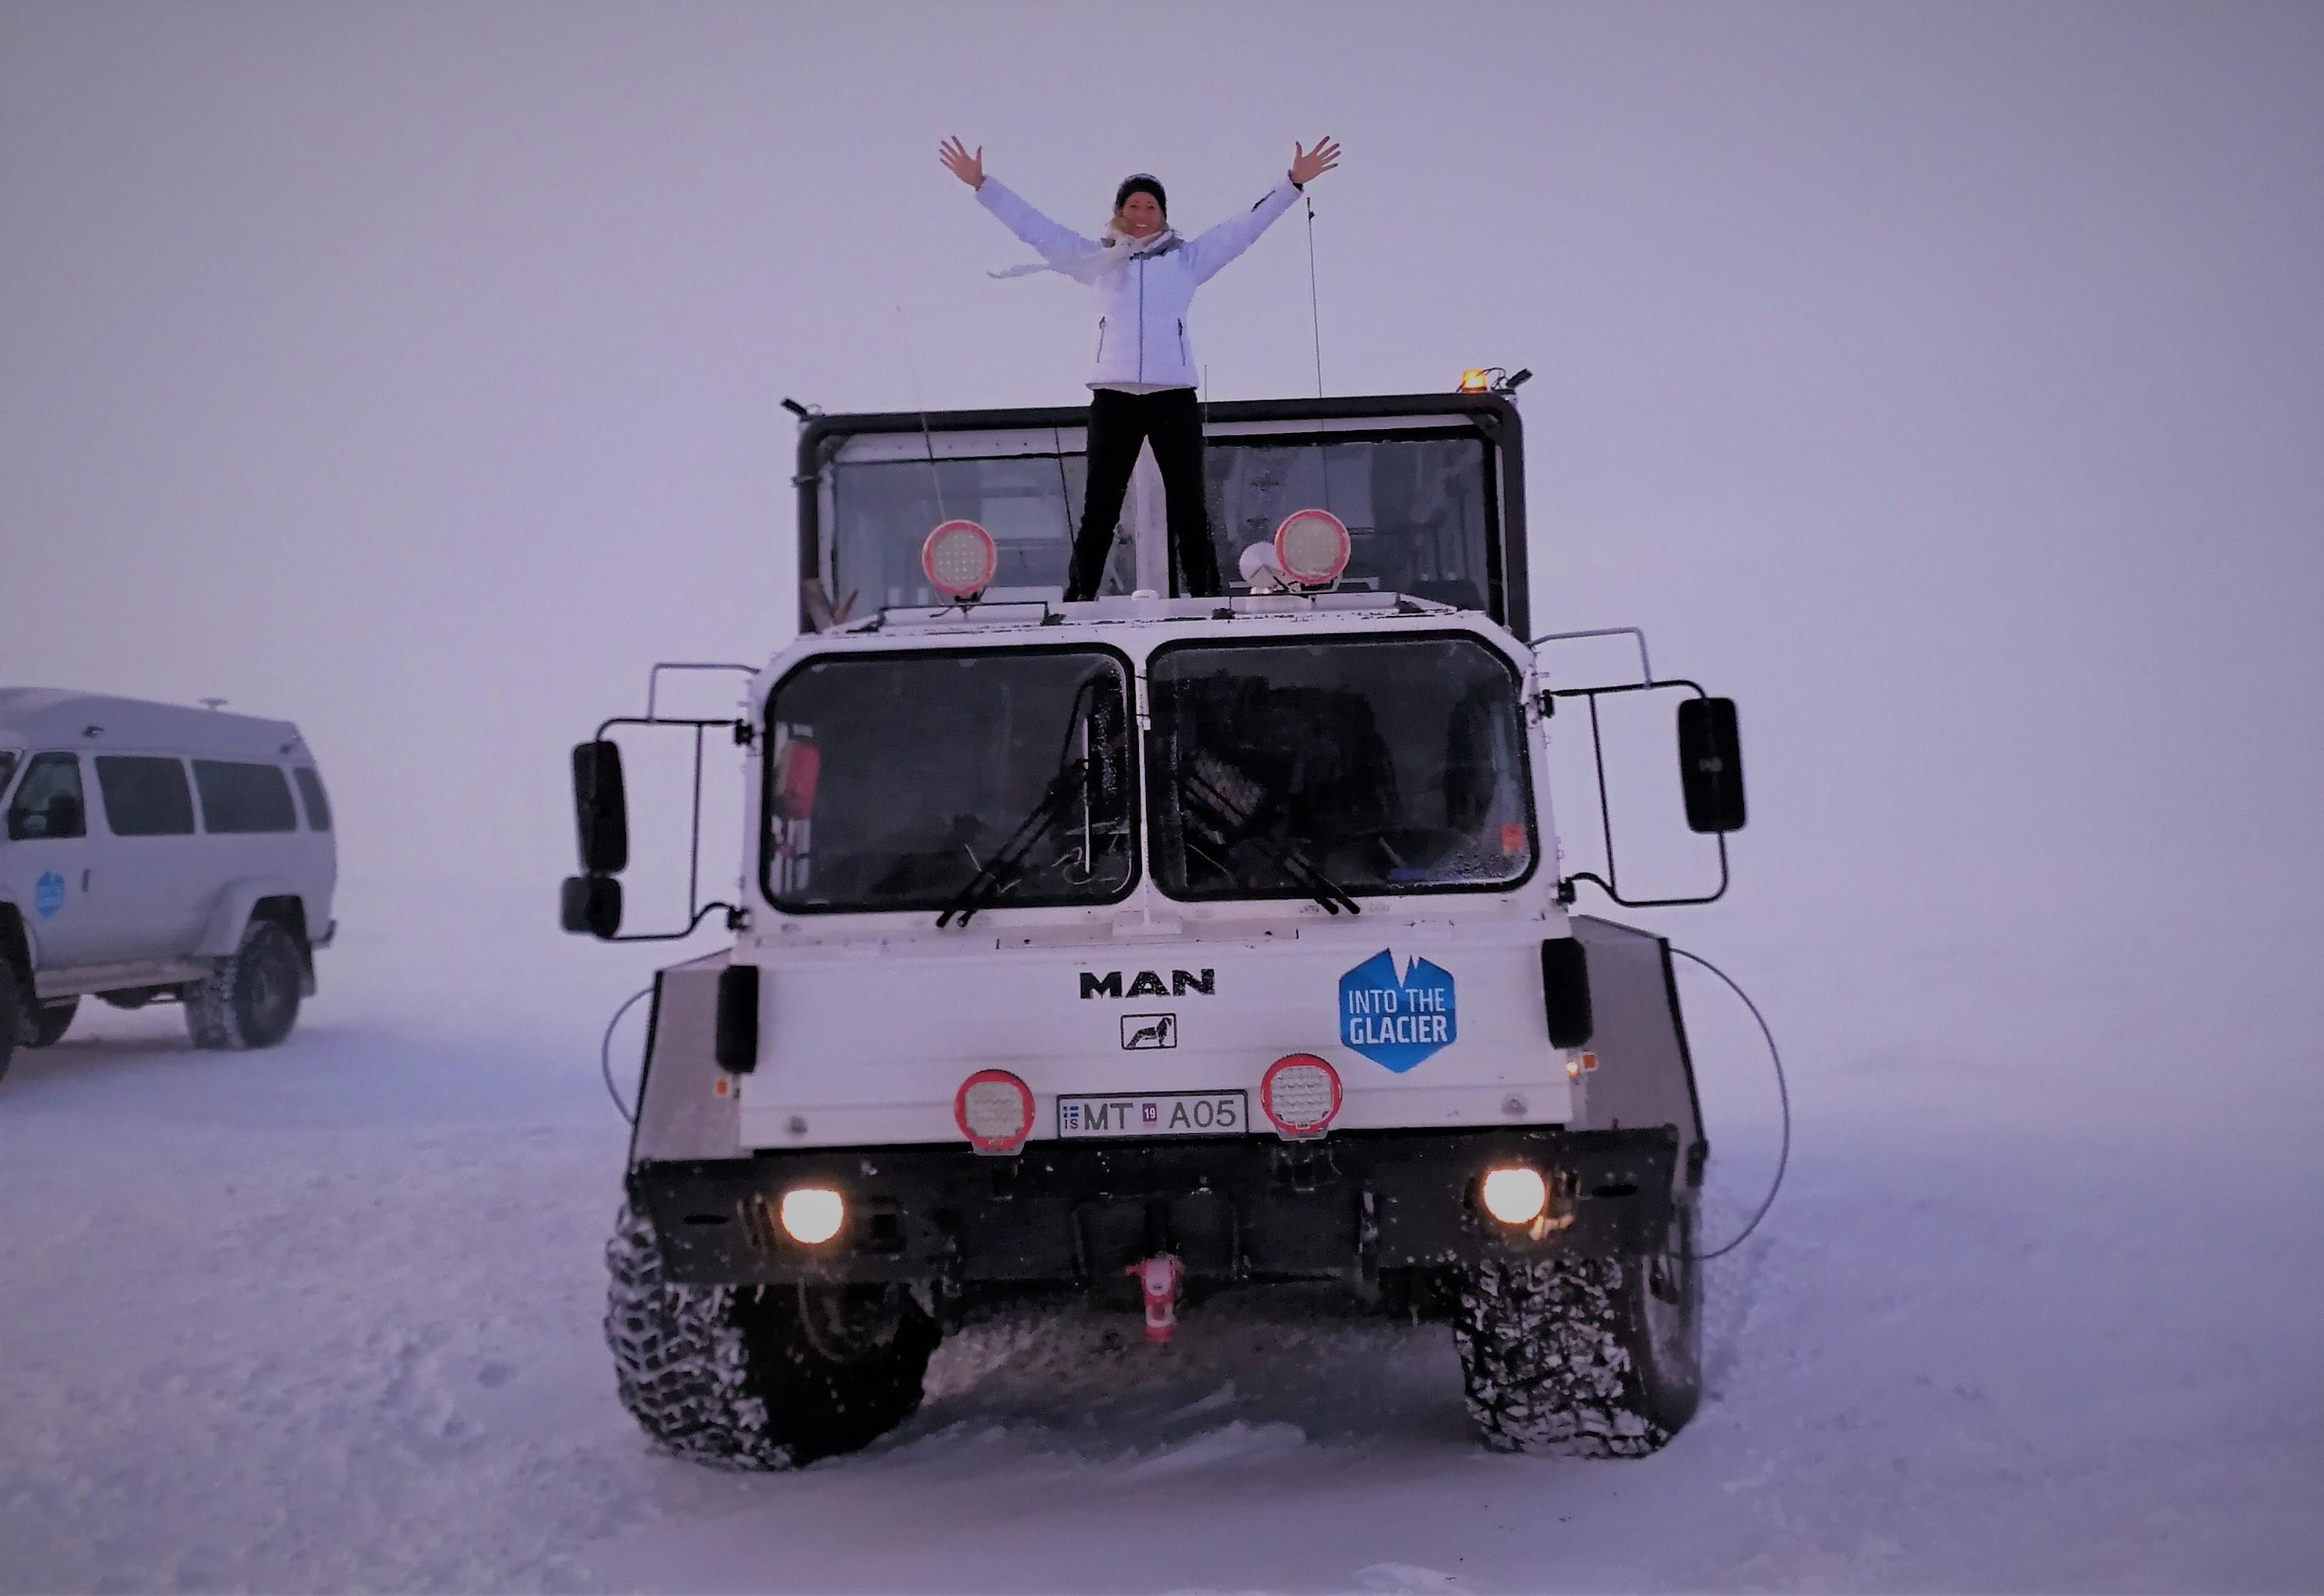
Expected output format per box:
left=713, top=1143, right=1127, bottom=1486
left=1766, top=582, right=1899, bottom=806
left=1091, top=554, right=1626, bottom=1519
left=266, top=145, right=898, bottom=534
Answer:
left=739, top=925, right=1577, bottom=1148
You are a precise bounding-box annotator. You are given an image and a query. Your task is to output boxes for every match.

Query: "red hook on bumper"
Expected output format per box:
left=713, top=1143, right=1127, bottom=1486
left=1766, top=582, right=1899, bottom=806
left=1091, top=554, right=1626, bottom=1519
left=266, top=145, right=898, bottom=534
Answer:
left=1126, top=1254, right=1184, bottom=1343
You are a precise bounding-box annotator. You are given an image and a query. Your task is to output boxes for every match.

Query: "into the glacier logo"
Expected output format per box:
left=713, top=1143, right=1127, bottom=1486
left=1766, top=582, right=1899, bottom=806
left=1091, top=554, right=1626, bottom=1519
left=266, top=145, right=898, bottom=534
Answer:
left=34, top=871, right=66, bottom=918
left=1338, top=950, right=1456, bottom=1073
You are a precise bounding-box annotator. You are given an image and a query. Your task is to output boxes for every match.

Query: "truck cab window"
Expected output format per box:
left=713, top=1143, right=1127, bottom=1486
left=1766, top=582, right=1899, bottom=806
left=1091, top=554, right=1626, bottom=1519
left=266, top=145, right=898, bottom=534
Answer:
left=763, top=649, right=1136, bottom=914
left=1147, top=635, right=1535, bottom=901
left=6, top=753, right=87, bottom=841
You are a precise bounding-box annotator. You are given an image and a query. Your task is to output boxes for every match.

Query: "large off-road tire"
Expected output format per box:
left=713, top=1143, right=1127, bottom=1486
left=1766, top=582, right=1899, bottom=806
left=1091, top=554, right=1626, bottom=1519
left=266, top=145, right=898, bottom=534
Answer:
left=604, top=1203, right=940, bottom=1469
left=1452, top=1204, right=1703, bottom=1458
left=184, top=921, right=303, bottom=1050
left=27, top=997, right=77, bottom=1048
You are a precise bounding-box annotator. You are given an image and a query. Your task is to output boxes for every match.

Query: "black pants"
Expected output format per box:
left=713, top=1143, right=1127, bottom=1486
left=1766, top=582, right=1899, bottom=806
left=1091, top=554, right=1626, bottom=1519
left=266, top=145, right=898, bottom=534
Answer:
left=1065, top=388, right=1222, bottom=602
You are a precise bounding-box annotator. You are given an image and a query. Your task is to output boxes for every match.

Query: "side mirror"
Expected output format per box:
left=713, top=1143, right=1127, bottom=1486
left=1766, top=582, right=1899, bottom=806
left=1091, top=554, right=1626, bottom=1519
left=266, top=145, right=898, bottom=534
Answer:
left=560, top=873, right=623, bottom=939
left=571, top=740, right=629, bottom=874
left=1677, top=697, right=1746, bottom=834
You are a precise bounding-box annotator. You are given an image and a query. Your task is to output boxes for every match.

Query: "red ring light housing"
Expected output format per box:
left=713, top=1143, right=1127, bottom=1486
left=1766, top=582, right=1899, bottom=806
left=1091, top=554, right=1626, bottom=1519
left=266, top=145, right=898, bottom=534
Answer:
left=922, top=519, right=997, bottom=599
left=1273, top=508, right=1351, bottom=588
left=1259, top=1053, right=1342, bottom=1140
left=954, top=1068, right=1035, bottom=1154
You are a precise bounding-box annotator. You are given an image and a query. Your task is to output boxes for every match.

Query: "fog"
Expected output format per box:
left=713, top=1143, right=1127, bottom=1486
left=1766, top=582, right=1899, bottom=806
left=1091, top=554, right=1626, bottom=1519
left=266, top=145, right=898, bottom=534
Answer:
left=4, top=0, right=2315, bottom=931
left=4, top=6, right=2322, bottom=1587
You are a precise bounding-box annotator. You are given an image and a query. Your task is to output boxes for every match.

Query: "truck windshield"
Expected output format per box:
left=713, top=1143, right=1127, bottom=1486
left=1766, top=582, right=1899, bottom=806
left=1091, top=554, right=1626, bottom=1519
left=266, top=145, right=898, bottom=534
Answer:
left=762, top=648, right=1137, bottom=914
left=1146, top=635, right=1537, bottom=902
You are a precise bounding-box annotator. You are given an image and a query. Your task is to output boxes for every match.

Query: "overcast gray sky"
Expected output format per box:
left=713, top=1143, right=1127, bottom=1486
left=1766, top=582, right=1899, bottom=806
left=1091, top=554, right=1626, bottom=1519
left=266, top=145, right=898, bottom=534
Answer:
left=3, top=0, right=2319, bottom=945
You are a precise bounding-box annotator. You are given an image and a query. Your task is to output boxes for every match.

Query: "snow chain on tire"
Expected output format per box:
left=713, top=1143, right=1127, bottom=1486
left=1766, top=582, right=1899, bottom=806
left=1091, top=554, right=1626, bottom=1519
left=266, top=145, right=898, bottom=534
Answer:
left=1453, top=1245, right=1700, bottom=1458
left=603, top=1204, right=939, bottom=1470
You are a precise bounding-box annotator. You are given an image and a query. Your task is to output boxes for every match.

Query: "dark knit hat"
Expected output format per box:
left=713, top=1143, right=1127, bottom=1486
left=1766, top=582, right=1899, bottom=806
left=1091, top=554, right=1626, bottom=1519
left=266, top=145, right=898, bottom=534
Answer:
left=1114, top=173, right=1166, bottom=217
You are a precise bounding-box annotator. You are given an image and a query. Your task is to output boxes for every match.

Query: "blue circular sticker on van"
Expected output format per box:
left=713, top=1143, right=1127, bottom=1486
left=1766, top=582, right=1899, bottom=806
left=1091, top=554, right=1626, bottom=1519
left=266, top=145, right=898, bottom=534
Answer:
left=34, top=870, right=66, bottom=918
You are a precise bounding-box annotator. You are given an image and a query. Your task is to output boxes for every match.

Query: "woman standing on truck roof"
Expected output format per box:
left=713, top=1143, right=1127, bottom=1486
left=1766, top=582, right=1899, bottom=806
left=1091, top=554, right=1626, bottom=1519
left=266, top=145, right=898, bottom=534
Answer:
left=940, top=134, right=1341, bottom=602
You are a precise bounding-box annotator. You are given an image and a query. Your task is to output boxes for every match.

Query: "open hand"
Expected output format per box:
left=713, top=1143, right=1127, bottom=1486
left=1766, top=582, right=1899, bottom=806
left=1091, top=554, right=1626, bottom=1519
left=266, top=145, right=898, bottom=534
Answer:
left=1289, top=137, right=1341, bottom=187
left=939, top=135, right=984, bottom=189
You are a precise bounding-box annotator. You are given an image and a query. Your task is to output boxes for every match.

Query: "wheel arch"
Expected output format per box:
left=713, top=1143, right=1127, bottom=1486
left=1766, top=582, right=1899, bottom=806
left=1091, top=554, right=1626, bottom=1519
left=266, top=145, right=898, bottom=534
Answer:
left=196, top=882, right=318, bottom=992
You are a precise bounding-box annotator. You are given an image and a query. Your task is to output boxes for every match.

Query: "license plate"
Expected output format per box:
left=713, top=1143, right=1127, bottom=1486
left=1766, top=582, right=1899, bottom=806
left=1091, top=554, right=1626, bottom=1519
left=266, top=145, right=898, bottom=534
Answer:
left=1056, top=1090, right=1248, bottom=1140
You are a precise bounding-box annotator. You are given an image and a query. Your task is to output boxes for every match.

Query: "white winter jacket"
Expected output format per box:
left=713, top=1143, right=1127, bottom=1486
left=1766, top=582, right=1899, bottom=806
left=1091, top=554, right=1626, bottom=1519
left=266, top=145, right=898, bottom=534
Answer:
left=977, top=175, right=1303, bottom=391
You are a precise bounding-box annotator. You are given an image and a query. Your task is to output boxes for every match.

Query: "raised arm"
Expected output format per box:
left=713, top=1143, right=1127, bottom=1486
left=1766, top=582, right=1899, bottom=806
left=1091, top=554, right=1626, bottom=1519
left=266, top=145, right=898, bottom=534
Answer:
left=940, top=135, right=1098, bottom=263
left=1179, top=137, right=1341, bottom=285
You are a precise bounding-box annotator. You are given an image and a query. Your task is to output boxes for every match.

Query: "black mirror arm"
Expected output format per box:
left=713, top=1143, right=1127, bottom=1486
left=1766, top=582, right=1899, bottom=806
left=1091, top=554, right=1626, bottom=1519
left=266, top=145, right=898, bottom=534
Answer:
left=595, top=899, right=739, bottom=944
left=1547, top=677, right=1736, bottom=910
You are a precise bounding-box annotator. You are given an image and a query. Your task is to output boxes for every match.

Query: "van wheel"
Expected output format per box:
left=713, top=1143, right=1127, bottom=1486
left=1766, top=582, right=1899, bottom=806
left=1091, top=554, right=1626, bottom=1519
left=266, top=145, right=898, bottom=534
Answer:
left=604, top=1204, right=940, bottom=1469
left=0, top=968, right=22, bottom=1084
left=27, top=997, right=77, bottom=1048
left=184, top=921, right=304, bottom=1050
left=1452, top=1204, right=1703, bottom=1458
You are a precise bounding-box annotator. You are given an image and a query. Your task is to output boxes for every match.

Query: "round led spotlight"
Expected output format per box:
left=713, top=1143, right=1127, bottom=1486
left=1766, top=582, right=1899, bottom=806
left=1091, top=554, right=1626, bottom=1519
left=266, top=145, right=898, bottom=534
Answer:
left=954, top=1068, right=1035, bottom=1155
left=1260, top=1053, right=1342, bottom=1140
left=779, top=1186, right=845, bottom=1245
left=922, top=519, right=997, bottom=599
left=1480, top=1165, right=1549, bottom=1226
left=1273, top=508, right=1351, bottom=588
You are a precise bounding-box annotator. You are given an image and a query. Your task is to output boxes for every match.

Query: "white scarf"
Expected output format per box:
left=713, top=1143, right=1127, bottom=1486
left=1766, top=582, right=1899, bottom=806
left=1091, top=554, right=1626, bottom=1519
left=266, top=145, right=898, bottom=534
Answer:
left=990, top=225, right=1184, bottom=281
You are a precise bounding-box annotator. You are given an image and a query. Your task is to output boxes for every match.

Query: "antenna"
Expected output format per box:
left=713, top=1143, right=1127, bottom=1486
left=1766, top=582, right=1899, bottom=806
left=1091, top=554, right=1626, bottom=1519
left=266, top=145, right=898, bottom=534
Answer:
left=1303, top=195, right=1323, bottom=399
left=893, top=303, right=948, bottom=521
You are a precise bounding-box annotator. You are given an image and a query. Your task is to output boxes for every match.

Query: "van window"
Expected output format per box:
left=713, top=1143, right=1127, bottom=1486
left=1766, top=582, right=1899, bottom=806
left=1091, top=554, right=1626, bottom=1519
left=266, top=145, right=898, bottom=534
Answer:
left=96, top=756, right=197, bottom=836
left=192, top=760, right=298, bottom=834
left=6, top=753, right=88, bottom=841
left=293, top=768, right=332, bottom=832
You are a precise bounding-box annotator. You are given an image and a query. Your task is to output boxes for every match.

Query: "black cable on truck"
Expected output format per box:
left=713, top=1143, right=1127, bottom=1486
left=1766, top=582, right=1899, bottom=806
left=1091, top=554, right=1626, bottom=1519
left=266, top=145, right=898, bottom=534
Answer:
left=1666, top=947, right=1789, bottom=1262
left=600, top=985, right=653, bottom=1125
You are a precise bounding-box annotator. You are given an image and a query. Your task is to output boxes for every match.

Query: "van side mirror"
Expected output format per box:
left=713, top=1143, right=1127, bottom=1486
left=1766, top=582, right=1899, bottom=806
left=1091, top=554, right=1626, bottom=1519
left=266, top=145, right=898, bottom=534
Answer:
left=560, top=873, right=622, bottom=938
left=1677, top=697, right=1746, bottom=834
left=571, top=740, right=629, bottom=874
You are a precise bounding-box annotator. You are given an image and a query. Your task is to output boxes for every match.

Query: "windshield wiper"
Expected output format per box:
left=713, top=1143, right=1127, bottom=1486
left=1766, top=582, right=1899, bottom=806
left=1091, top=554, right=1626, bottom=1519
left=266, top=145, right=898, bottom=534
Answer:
left=936, top=760, right=1085, bottom=929
left=1178, top=760, right=1361, bottom=916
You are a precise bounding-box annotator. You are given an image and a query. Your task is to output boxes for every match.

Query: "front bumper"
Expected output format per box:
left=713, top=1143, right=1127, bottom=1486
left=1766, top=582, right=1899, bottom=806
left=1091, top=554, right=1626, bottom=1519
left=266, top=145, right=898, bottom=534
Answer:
left=632, top=1125, right=1681, bottom=1289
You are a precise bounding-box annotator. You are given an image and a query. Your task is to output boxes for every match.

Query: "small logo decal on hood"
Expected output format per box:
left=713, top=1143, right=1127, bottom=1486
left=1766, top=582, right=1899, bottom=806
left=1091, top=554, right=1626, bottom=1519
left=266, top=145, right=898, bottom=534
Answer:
left=1081, top=969, right=1213, bottom=1000
left=1340, top=950, right=1456, bottom=1072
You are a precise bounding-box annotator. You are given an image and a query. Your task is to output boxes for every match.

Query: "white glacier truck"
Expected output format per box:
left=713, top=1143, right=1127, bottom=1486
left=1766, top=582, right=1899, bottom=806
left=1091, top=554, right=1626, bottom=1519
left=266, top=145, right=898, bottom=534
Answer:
left=564, top=384, right=1747, bottom=1467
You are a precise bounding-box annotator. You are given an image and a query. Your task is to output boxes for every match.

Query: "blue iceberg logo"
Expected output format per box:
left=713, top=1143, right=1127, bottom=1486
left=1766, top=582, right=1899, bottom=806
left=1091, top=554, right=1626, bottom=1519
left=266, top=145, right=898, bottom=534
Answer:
left=1339, top=949, right=1456, bottom=1072
left=34, top=871, right=66, bottom=918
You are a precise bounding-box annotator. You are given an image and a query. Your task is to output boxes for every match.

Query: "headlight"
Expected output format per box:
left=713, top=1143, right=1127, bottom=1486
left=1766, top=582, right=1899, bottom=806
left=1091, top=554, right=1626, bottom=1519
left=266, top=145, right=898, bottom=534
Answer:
left=778, top=1186, right=845, bottom=1244
left=1480, top=1165, right=1548, bottom=1226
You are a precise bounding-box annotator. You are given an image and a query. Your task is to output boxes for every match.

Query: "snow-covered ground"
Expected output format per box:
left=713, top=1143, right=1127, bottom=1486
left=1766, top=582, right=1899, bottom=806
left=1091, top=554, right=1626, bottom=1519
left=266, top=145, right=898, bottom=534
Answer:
left=4, top=876, right=2319, bottom=1593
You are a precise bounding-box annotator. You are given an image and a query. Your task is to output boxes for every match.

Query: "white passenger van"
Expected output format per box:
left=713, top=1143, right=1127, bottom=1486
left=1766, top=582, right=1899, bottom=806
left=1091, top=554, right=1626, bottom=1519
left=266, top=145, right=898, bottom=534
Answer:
left=0, top=689, right=336, bottom=1082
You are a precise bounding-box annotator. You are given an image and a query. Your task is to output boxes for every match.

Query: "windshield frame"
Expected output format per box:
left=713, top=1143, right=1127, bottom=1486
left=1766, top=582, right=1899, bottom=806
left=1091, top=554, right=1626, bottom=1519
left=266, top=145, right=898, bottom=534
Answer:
left=755, top=641, right=1144, bottom=918
left=1141, top=628, right=1542, bottom=907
